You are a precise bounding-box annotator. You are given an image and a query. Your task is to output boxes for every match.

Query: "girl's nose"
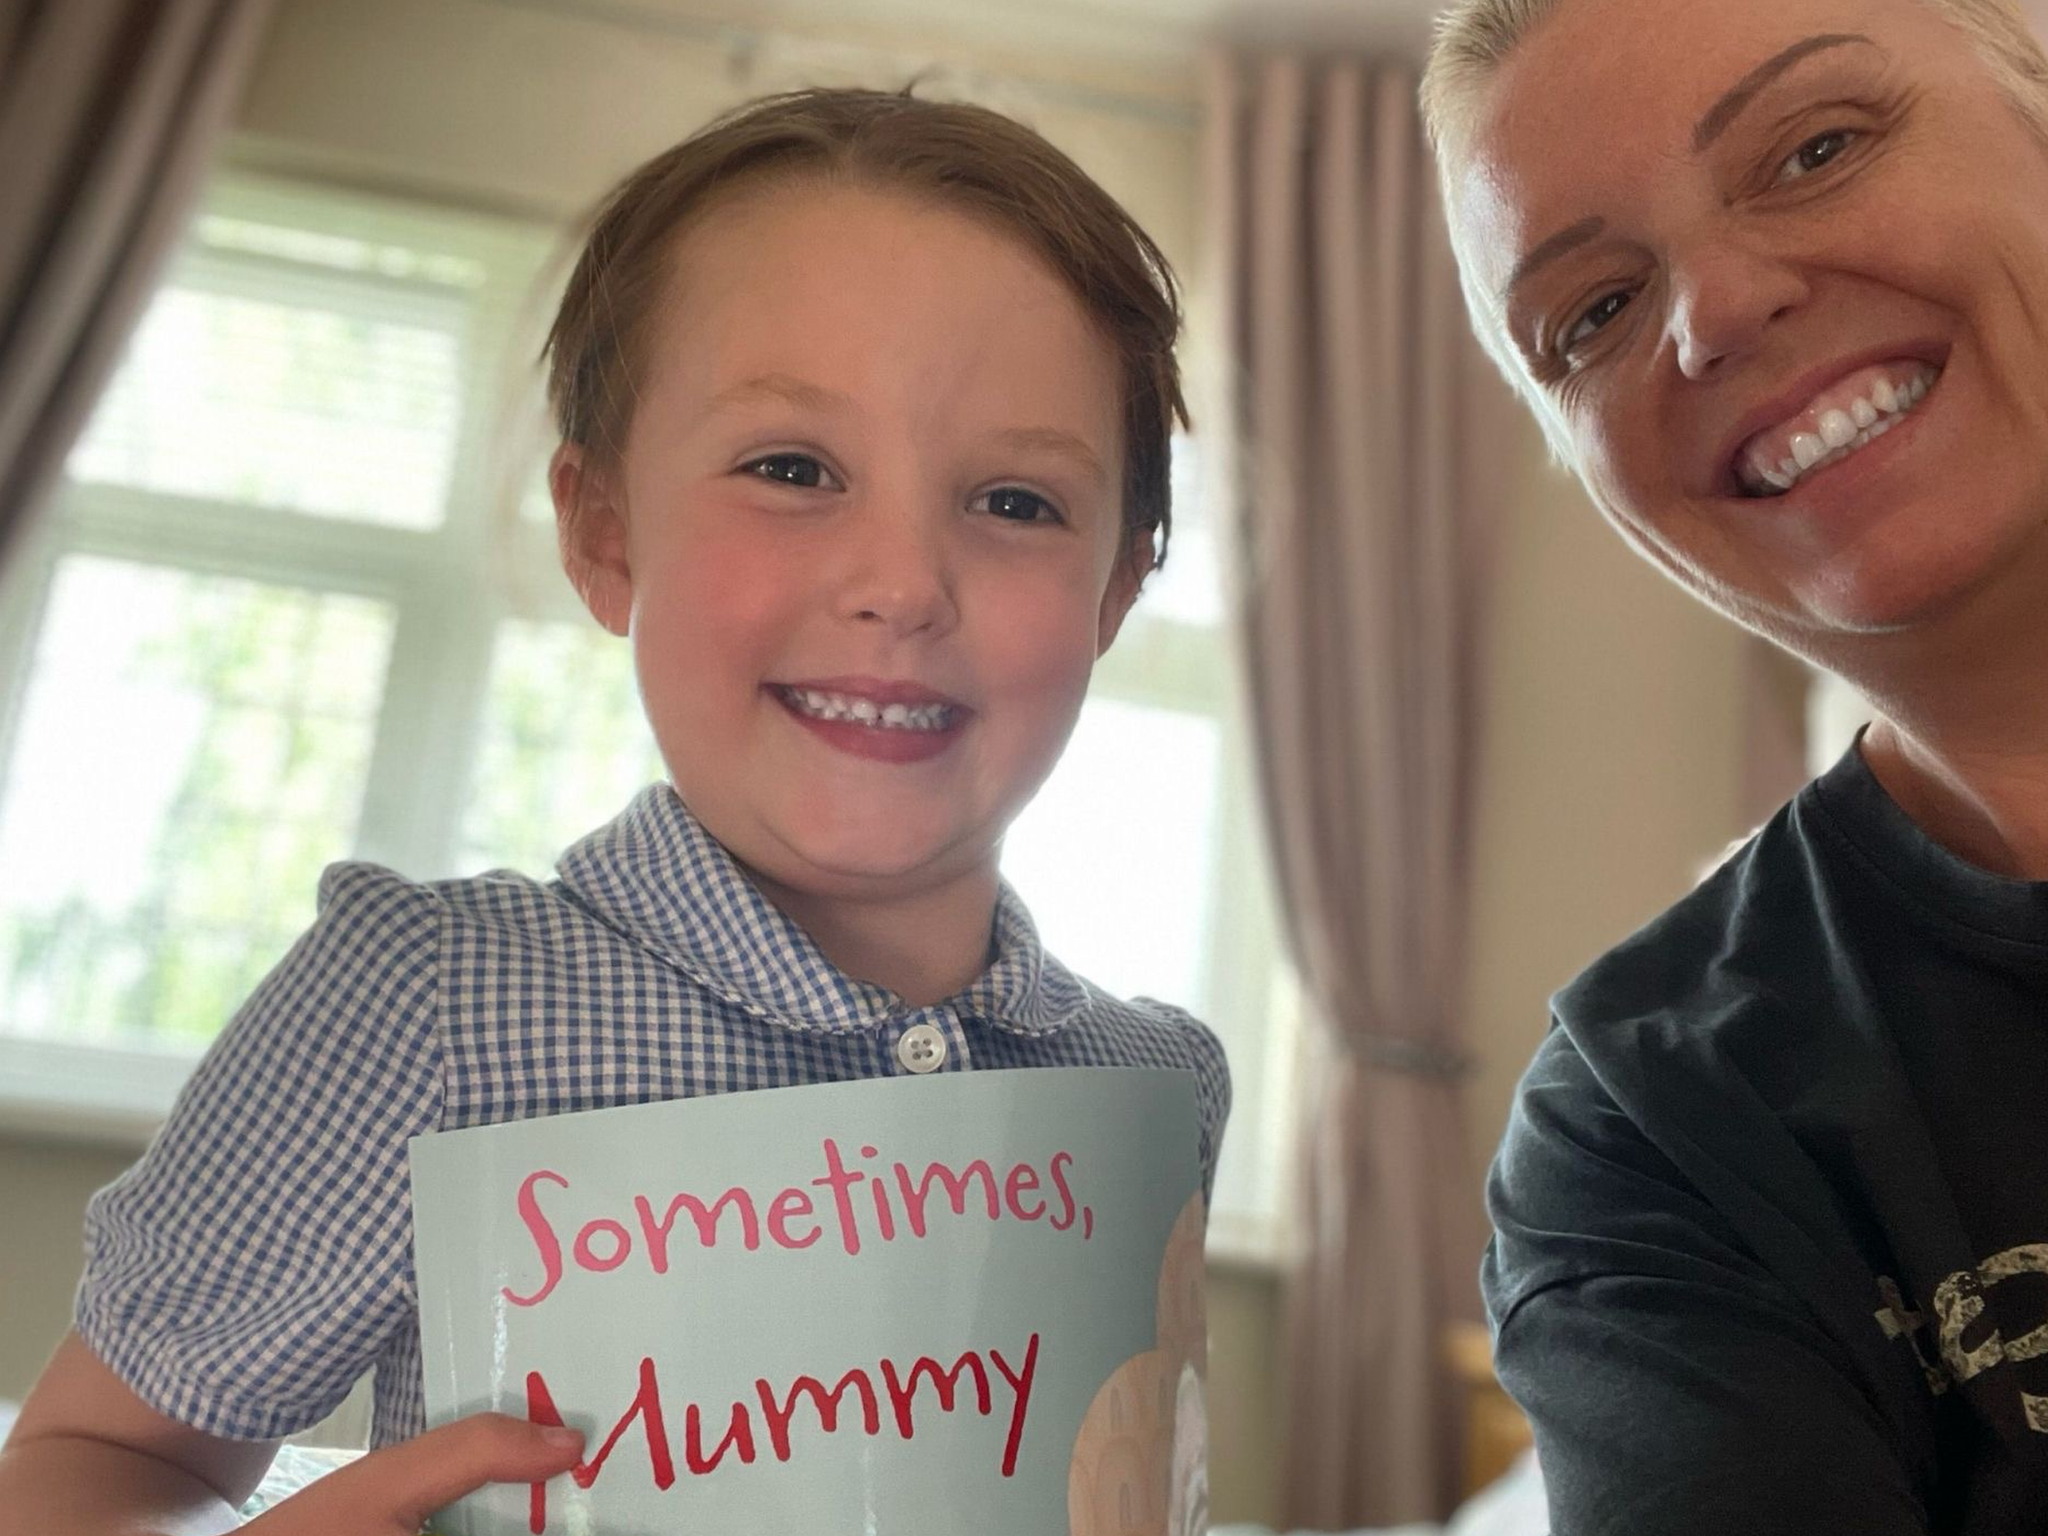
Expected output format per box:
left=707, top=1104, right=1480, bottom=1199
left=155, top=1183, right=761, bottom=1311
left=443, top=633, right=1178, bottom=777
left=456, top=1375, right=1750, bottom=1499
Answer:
left=837, top=508, right=959, bottom=639
left=1664, top=240, right=1810, bottom=380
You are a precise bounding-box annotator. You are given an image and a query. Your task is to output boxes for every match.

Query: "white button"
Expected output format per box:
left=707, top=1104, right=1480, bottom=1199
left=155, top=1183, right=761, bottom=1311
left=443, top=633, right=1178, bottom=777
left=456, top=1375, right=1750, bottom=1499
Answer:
left=895, top=1022, right=948, bottom=1074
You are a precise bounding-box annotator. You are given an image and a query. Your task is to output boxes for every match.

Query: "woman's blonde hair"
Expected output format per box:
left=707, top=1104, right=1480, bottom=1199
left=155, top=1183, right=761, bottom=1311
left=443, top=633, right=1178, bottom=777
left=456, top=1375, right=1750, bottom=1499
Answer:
left=1424, top=0, right=2048, bottom=171
left=1420, top=0, right=2048, bottom=450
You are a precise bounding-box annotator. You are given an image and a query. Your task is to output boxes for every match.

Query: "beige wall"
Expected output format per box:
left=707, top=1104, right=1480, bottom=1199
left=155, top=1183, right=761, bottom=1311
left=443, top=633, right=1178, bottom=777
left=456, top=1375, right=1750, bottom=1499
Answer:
left=1461, top=419, right=1755, bottom=1187
left=0, top=1138, right=134, bottom=1396
left=230, top=0, right=1201, bottom=260
left=0, top=0, right=1757, bottom=1525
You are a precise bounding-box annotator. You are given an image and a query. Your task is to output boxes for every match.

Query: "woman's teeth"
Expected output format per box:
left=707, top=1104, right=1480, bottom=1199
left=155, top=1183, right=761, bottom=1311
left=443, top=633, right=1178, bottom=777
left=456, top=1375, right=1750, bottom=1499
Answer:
left=778, top=687, right=956, bottom=731
left=1742, top=365, right=1936, bottom=496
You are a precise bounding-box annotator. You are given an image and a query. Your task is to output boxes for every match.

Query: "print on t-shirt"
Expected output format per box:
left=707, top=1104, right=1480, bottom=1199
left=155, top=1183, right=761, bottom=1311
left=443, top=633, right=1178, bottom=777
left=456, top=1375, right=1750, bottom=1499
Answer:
left=1878, top=1245, right=2048, bottom=1434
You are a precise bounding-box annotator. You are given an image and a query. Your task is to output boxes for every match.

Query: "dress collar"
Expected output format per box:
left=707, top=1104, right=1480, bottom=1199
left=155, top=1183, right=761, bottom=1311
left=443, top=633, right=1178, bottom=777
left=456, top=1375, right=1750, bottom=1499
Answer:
left=553, top=784, right=1090, bottom=1037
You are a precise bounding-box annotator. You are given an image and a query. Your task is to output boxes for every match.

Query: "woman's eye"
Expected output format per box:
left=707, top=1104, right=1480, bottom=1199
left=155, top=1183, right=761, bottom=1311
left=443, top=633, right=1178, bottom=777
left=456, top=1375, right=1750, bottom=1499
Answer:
left=974, top=486, right=1061, bottom=524
left=1561, top=289, right=1632, bottom=354
left=741, top=453, right=836, bottom=489
left=1778, top=128, right=1858, bottom=182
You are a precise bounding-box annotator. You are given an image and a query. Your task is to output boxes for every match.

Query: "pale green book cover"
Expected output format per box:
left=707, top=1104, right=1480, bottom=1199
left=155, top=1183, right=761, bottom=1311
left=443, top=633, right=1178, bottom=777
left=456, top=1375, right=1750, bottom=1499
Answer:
left=409, top=1067, right=1208, bottom=1535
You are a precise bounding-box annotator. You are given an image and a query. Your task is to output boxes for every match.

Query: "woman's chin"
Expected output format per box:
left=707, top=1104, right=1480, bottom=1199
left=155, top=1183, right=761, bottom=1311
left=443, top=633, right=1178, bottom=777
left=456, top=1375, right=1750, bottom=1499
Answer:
left=1710, top=512, right=2042, bottom=647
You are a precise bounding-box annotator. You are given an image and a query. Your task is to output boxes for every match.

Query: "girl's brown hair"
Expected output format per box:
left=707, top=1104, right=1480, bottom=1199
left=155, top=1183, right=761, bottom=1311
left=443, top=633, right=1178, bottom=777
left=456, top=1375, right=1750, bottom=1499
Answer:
left=544, top=87, right=1187, bottom=574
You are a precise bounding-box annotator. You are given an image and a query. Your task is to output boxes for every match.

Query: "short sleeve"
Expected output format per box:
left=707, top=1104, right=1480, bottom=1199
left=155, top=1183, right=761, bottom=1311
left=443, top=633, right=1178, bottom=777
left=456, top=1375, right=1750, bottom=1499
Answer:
left=1184, top=1013, right=1232, bottom=1208
left=1484, top=1028, right=1927, bottom=1536
left=75, top=862, right=444, bottom=1440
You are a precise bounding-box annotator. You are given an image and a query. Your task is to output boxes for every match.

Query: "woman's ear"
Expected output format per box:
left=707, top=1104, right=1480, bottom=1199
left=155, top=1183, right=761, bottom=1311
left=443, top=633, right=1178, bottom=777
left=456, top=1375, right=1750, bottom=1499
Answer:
left=1095, top=537, right=1153, bottom=656
left=552, top=443, right=633, bottom=636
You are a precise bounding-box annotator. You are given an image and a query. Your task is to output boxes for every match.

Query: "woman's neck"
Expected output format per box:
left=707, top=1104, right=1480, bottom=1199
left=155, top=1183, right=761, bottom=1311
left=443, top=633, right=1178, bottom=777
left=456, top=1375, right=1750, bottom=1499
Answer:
left=1859, top=717, right=2048, bottom=880
left=743, top=859, right=1001, bottom=1007
left=1846, top=555, right=2048, bottom=878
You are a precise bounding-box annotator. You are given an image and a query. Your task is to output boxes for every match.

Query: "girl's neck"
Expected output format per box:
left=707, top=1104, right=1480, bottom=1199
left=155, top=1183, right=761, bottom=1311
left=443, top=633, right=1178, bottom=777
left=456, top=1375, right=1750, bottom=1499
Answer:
left=743, top=859, right=1001, bottom=1007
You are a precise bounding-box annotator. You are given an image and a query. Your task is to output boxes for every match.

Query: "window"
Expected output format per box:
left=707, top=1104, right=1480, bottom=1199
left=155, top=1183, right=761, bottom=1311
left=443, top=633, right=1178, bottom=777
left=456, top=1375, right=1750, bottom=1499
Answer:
left=0, top=174, right=1296, bottom=1260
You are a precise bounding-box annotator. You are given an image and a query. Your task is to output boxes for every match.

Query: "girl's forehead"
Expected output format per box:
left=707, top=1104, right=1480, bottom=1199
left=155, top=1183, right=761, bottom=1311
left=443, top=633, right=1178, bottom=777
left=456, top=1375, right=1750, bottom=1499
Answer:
left=637, top=181, right=1121, bottom=431
left=661, top=183, right=1089, bottom=344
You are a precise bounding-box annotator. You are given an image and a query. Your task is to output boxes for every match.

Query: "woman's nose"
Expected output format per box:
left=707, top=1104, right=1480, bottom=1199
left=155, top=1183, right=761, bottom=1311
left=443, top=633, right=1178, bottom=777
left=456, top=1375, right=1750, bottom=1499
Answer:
left=837, top=506, right=959, bottom=639
left=1664, top=241, right=1811, bottom=380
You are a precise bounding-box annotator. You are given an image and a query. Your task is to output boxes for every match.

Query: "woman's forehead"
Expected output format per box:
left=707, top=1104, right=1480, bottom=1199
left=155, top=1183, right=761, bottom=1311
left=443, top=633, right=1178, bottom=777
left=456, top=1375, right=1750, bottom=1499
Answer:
left=1453, top=0, right=1948, bottom=295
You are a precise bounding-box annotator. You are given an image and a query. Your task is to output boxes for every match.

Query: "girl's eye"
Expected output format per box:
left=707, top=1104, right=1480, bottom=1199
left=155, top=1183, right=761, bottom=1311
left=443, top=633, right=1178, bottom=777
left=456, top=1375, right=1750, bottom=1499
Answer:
left=742, top=453, right=837, bottom=490
left=973, top=486, right=1062, bottom=524
left=1561, top=288, right=1633, bottom=355
left=1778, top=128, right=1858, bottom=182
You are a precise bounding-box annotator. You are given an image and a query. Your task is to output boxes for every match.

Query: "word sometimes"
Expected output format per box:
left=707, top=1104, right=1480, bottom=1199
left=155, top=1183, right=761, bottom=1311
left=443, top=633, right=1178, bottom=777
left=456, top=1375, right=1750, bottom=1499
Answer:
left=524, top=1334, right=1042, bottom=1534
left=506, top=1138, right=1091, bottom=1308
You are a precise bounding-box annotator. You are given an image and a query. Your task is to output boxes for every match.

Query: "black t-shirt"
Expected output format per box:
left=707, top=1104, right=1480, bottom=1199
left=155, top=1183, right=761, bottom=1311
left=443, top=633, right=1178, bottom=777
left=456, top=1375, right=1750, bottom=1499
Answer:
left=1485, top=741, right=2048, bottom=1535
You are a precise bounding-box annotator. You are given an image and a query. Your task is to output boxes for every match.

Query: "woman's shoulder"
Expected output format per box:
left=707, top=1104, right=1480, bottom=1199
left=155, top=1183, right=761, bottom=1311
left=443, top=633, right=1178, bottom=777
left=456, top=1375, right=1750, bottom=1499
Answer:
left=1553, top=804, right=1835, bottom=1053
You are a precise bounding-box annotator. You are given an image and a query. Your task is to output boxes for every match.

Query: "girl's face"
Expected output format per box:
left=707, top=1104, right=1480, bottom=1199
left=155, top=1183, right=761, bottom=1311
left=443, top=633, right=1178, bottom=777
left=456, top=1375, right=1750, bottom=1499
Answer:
left=560, top=184, right=1137, bottom=907
left=1453, top=0, right=2048, bottom=661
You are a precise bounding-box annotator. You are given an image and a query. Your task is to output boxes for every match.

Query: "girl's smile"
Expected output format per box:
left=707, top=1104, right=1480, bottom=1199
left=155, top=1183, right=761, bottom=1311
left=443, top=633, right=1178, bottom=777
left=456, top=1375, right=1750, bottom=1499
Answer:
left=766, top=677, right=971, bottom=765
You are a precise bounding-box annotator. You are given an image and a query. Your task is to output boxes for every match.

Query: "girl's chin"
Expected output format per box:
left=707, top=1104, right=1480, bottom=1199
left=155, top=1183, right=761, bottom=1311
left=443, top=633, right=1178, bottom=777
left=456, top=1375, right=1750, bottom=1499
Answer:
left=759, top=813, right=994, bottom=895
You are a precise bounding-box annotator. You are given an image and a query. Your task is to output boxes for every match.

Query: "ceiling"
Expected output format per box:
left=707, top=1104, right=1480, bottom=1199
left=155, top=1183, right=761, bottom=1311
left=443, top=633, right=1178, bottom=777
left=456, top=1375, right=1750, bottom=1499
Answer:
left=501, top=0, right=1445, bottom=104
left=503, top=0, right=2048, bottom=111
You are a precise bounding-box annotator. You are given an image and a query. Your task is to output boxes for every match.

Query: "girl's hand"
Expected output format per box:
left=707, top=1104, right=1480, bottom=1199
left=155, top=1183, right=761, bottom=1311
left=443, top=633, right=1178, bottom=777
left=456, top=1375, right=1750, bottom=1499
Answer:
left=240, top=1413, right=584, bottom=1535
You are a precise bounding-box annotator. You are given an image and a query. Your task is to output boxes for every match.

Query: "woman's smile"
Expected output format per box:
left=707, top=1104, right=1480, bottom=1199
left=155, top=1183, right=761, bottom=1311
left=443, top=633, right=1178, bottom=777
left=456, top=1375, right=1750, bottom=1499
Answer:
left=1727, top=357, right=1940, bottom=497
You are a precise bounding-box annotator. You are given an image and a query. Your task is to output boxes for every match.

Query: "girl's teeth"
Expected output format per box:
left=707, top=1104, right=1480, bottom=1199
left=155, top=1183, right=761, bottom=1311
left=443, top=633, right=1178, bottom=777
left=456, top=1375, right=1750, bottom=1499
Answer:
left=1850, top=397, right=1878, bottom=430
left=1791, top=432, right=1826, bottom=470
left=782, top=688, right=953, bottom=731
left=1872, top=378, right=1898, bottom=412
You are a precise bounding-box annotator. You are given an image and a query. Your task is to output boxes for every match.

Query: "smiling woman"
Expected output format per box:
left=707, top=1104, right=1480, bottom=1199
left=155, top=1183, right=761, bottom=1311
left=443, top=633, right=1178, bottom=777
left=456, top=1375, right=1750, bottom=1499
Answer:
left=1422, top=1, right=2048, bottom=1533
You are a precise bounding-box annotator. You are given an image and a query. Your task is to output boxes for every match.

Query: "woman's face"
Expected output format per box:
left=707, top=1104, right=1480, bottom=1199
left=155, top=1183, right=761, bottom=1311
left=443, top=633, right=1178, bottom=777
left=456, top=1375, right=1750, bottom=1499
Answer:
left=1454, top=0, right=2048, bottom=655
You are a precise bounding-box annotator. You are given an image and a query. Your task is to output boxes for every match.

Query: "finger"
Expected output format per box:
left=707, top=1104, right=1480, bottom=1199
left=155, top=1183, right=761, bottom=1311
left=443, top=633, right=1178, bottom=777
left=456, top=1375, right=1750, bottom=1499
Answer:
left=308, top=1413, right=584, bottom=1530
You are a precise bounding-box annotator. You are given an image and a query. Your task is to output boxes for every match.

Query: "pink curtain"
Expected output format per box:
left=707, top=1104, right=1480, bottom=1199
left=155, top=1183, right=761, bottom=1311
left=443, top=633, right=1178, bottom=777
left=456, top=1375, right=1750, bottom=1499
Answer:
left=1204, top=52, right=1513, bottom=1526
left=0, top=0, right=274, bottom=571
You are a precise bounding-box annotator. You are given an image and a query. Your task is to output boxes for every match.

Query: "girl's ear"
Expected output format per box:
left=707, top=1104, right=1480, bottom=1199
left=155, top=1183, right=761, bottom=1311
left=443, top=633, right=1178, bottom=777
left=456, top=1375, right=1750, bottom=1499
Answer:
left=1095, top=538, right=1152, bottom=656
left=552, top=443, right=633, bottom=636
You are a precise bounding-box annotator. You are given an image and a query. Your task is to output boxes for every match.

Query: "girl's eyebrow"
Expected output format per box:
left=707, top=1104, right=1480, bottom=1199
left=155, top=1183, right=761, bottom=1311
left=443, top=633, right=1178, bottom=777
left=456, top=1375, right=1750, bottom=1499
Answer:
left=1692, top=32, right=1876, bottom=152
left=996, top=426, right=1108, bottom=485
left=703, top=373, right=855, bottom=417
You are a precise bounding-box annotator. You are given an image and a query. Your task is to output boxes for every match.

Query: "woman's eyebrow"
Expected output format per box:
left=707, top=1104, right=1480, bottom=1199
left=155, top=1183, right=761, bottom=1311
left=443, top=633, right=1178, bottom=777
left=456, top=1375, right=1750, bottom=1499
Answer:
left=1503, top=216, right=1607, bottom=307
left=1501, top=34, right=1878, bottom=309
left=1692, top=33, right=1875, bottom=152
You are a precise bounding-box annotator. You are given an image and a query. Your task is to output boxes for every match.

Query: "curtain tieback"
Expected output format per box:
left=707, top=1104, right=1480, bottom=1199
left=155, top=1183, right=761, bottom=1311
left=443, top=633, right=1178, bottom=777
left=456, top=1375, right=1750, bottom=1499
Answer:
left=1343, top=1032, right=1471, bottom=1080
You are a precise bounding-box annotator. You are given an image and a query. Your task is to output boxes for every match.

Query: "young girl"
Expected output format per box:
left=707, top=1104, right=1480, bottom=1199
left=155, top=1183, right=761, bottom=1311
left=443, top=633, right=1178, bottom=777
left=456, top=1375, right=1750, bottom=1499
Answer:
left=0, top=88, right=1231, bottom=1533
